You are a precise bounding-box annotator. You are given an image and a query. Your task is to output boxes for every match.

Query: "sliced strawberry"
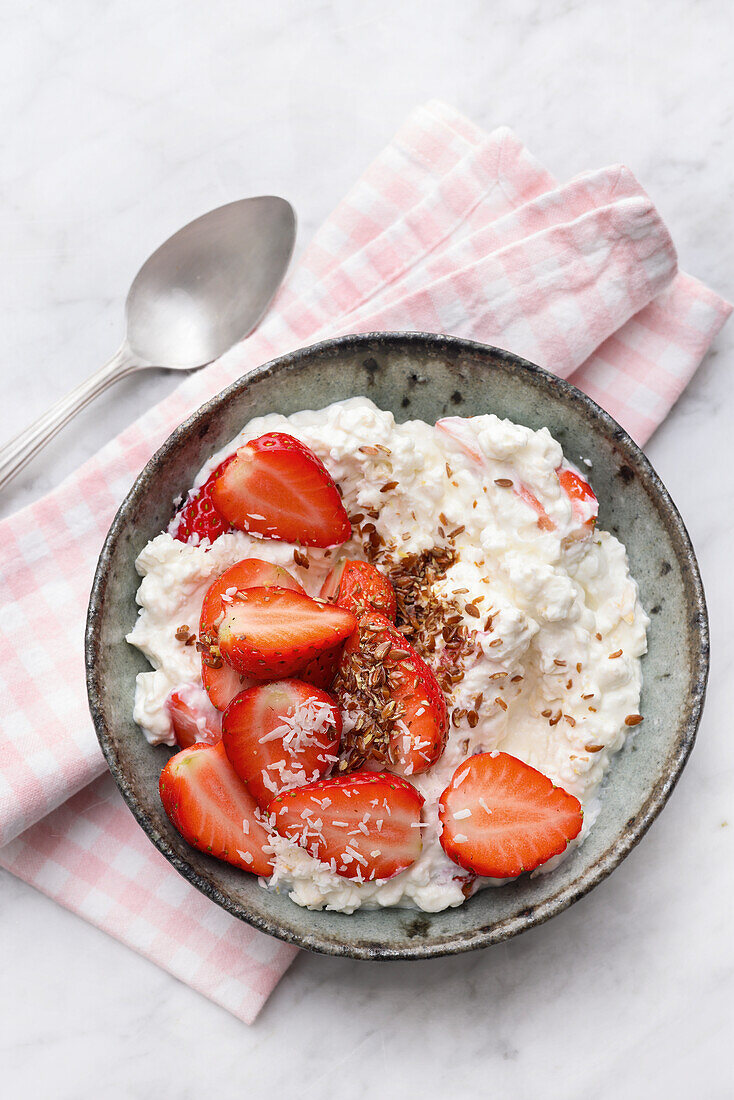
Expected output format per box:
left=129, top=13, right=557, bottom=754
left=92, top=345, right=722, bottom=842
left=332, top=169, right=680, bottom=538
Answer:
left=223, top=680, right=342, bottom=807
left=438, top=752, right=583, bottom=878
left=321, top=559, right=396, bottom=620
left=298, top=642, right=344, bottom=690
left=202, top=660, right=254, bottom=712
left=319, top=561, right=345, bottom=603
left=159, top=742, right=273, bottom=874
left=200, top=558, right=304, bottom=637
left=218, top=587, right=357, bottom=679
left=210, top=432, right=351, bottom=548
left=171, top=456, right=235, bottom=544
left=199, top=559, right=304, bottom=710
left=268, top=771, right=424, bottom=882
left=166, top=688, right=222, bottom=748
left=337, top=612, right=448, bottom=776
left=557, top=465, right=598, bottom=530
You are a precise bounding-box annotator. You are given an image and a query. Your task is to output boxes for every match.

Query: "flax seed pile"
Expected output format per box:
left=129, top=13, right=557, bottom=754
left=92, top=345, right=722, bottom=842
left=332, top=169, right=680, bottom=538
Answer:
left=334, top=510, right=487, bottom=772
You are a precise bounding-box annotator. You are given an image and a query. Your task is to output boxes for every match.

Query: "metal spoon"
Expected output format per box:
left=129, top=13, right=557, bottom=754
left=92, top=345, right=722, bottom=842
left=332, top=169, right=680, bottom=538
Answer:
left=0, top=196, right=296, bottom=492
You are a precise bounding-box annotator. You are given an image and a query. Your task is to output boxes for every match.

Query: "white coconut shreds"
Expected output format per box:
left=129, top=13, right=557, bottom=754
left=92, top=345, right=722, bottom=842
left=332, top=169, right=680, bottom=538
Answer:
left=127, top=396, right=648, bottom=913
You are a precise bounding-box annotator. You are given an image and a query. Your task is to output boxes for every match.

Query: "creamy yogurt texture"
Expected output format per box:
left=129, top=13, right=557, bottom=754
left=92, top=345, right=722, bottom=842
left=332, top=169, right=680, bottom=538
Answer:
left=127, top=397, right=648, bottom=913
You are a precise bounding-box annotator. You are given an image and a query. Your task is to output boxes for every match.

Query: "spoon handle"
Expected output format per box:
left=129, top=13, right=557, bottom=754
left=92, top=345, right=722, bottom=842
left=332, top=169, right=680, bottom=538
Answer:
left=0, top=343, right=142, bottom=492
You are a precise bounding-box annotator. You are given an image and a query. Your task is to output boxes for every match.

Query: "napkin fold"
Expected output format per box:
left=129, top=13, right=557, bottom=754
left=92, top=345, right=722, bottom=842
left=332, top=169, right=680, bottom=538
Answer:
left=0, top=101, right=729, bottom=1023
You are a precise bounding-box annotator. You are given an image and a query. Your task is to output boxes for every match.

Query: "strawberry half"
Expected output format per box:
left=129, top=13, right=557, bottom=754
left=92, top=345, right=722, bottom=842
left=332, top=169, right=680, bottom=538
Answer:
left=268, top=771, right=424, bottom=882
left=438, top=752, right=583, bottom=878
left=166, top=688, right=222, bottom=748
left=200, top=558, right=305, bottom=636
left=171, top=456, right=235, bottom=544
left=201, top=661, right=252, bottom=713
left=222, top=679, right=342, bottom=807
left=321, top=559, right=396, bottom=620
left=218, top=587, right=357, bottom=679
left=337, top=612, right=448, bottom=776
left=159, top=742, right=273, bottom=874
left=199, top=559, right=304, bottom=710
left=210, top=432, right=351, bottom=547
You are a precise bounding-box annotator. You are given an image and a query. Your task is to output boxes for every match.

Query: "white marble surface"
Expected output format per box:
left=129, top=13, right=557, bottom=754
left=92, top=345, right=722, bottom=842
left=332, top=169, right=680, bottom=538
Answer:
left=1, top=0, right=732, bottom=1095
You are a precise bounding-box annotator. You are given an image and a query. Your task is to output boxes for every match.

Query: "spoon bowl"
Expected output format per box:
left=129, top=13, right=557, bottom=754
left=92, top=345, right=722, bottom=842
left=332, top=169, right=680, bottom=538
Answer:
left=126, top=197, right=296, bottom=368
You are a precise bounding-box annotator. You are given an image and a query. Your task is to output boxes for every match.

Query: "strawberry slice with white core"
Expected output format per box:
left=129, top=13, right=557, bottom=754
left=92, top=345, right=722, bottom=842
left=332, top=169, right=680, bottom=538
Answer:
left=200, top=558, right=305, bottom=637
left=268, top=771, right=424, bottom=882
left=338, top=612, right=448, bottom=776
left=218, top=587, right=357, bottom=679
left=222, top=680, right=342, bottom=807
left=210, top=432, right=351, bottom=547
left=321, top=559, right=397, bottom=620
left=438, top=752, right=583, bottom=878
left=199, top=558, right=304, bottom=709
left=557, top=464, right=598, bottom=530
left=159, top=742, right=273, bottom=874
left=166, top=687, right=222, bottom=748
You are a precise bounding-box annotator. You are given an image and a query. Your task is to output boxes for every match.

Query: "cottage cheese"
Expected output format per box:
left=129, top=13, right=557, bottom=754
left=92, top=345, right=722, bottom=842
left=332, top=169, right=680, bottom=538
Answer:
left=127, top=397, right=648, bottom=913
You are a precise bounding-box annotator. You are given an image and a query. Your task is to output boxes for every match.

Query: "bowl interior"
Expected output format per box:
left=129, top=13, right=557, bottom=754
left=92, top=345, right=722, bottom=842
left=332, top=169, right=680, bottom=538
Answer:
left=86, top=334, right=707, bottom=958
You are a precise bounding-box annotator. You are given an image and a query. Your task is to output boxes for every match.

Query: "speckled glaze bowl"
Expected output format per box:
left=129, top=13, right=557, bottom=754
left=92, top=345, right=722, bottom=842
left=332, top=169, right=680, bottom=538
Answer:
left=86, top=333, right=708, bottom=959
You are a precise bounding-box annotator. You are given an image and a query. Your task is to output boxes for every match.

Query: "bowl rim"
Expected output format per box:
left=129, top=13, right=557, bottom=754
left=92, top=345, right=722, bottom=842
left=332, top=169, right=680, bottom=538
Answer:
left=86, top=331, right=709, bottom=959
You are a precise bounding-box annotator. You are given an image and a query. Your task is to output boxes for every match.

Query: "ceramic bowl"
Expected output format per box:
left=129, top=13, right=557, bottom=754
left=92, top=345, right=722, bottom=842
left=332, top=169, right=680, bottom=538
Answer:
left=86, top=333, right=708, bottom=959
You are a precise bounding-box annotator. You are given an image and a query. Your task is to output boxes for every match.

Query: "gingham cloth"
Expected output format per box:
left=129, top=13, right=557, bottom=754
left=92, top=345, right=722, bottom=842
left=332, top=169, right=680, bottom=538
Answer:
left=0, top=101, right=729, bottom=1023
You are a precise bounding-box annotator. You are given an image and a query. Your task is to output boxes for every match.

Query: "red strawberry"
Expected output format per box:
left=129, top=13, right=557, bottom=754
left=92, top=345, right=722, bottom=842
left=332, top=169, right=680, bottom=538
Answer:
left=201, top=661, right=253, bottom=712
left=319, top=561, right=344, bottom=603
left=223, top=680, right=342, bottom=807
left=171, top=456, right=235, bottom=544
left=166, top=688, right=222, bottom=748
left=268, top=771, right=424, bottom=882
left=200, top=558, right=304, bottom=636
left=218, top=587, right=357, bottom=679
left=321, top=559, right=396, bottom=620
left=438, top=752, right=583, bottom=878
left=557, top=465, right=598, bottom=530
left=199, top=559, right=304, bottom=710
left=210, top=432, right=351, bottom=547
left=298, top=642, right=344, bottom=690
left=339, top=612, right=448, bottom=776
left=159, top=742, right=273, bottom=874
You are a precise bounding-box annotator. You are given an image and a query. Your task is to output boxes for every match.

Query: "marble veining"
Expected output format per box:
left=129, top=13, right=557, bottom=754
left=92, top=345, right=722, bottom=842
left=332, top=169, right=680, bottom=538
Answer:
left=1, top=1, right=732, bottom=1096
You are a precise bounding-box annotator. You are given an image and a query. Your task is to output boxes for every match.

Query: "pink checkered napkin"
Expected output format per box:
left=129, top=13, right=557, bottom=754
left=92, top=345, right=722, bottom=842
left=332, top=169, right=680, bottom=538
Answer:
left=0, top=101, right=729, bottom=1023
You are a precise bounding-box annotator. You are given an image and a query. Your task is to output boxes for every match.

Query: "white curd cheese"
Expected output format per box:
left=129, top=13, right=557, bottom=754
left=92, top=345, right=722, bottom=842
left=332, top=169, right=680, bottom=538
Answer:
left=127, top=397, right=648, bottom=913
